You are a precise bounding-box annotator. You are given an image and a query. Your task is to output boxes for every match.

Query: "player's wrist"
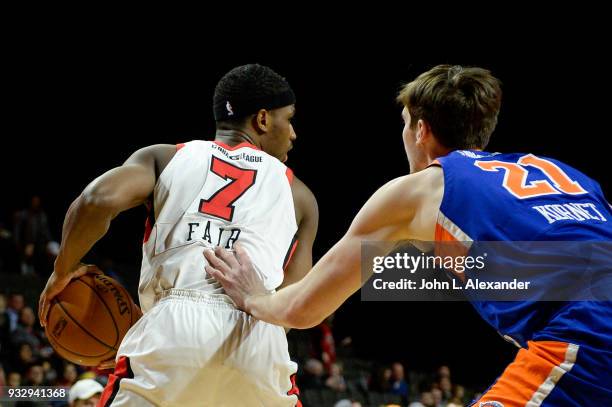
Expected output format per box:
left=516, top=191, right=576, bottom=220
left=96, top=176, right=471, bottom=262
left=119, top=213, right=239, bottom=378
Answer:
left=243, top=292, right=267, bottom=316
left=243, top=294, right=256, bottom=314
left=53, top=258, right=79, bottom=279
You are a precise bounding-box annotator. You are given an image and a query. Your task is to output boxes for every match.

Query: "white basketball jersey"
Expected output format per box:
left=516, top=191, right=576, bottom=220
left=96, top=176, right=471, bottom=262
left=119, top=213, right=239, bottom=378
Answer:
left=138, top=140, right=298, bottom=312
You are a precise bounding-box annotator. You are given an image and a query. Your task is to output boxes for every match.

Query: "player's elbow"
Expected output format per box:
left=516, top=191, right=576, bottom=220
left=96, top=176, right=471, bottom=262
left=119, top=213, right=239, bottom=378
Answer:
left=80, top=186, right=120, bottom=216
left=289, top=314, right=324, bottom=330
left=284, top=299, right=324, bottom=329
left=285, top=312, right=318, bottom=330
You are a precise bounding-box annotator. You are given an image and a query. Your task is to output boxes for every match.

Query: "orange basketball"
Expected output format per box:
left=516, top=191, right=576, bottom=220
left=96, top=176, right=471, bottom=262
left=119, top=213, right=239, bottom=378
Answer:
left=45, top=273, right=142, bottom=366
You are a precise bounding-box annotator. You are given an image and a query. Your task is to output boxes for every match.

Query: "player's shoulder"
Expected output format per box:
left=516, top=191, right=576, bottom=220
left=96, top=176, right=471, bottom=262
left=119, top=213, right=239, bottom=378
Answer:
left=385, top=165, right=443, bottom=194
left=291, top=175, right=317, bottom=205
left=128, top=144, right=176, bottom=167
left=373, top=166, right=444, bottom=215
left=135, top=142, right=208, bottom=180
left=290, top=174, right=319, bottom=225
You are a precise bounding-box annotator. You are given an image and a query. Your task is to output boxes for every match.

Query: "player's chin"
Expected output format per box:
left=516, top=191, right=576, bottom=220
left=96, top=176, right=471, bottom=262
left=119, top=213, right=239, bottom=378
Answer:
left=283, top=147, right=292, bottom=163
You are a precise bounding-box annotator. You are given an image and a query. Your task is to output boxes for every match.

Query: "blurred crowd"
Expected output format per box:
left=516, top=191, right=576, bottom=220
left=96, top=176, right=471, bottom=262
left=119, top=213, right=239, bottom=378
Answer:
left=0, top=196, right=109, bottom=406
left=0, top=196, right=59, bottom=278
left=0, top=292, right=110, bottom=407
left=290, top=315, right=478, bottom=407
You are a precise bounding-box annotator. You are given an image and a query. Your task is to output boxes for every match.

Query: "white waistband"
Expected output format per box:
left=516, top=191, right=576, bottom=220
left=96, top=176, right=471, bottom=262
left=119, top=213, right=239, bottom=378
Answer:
left=154, top=288, right=236, bottom=309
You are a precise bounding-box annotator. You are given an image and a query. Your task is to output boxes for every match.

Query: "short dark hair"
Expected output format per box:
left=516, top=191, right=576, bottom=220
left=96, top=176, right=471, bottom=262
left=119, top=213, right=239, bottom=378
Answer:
left=397, top=65, right=502, bottom=149
left=213, top=64, right=294, bottom=128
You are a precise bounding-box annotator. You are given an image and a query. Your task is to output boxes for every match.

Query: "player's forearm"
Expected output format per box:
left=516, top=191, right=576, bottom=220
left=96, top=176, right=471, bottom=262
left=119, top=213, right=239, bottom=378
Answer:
left=54, top=193, right=115, bottom=278
left=244, top=283, right=310, bottom=328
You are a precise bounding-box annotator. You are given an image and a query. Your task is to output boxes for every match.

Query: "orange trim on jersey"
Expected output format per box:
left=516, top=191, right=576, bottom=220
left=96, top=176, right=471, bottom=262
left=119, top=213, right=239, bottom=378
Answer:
left=176, top=143, right=186, bottom=151
left=213, top=141, right=261, bottom=151
left=435, top=222, right=458, bottom=242
left=286, top=167, right=294, bottom=185
left=99, top=356, right=133, bottom=407
left=143, top=201, right=153, bottom=244
left=99, top=371, right=119, bottom=407
left=143, top=217, right=152, bottom=244
left=475, top=341, right=575, bottom=407
left=287, top=373, right=302, bottom=406
left=434, top=222, right=469, bottom=279
left=283, top=238, right=299, bottom=271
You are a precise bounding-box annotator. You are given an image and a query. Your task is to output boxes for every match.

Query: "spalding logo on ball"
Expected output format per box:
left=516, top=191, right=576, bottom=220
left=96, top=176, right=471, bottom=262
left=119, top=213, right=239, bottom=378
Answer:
left=94, top=276, right=131, bottom=316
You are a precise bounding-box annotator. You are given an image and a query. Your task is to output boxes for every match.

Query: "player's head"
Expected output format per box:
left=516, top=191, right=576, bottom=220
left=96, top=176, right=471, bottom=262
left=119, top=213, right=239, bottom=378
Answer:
left=397, top=65, right=502, bottom=172
left=214, top=64, right=296, bottom=162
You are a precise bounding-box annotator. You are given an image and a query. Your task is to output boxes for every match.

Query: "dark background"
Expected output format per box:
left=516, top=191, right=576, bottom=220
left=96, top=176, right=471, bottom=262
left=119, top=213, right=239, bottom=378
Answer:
left=2, top=33, right=610, bottom=390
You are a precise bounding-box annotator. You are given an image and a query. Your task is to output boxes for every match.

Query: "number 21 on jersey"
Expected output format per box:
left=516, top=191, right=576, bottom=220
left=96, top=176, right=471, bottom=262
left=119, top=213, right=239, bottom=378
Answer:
left=475, top=154, right=587, bottom=199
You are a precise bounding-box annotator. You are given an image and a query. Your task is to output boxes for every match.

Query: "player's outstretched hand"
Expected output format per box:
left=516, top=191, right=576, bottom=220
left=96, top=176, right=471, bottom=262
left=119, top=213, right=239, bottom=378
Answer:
left=38, top=264, right=104, bottom=328
left=204, top=243, right=269, bottom=312
left=97, top=356, right=117, bottom=371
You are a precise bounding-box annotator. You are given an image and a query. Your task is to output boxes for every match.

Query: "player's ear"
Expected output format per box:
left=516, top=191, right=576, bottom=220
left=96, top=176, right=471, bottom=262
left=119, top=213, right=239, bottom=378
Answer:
left=415, top=119, right=432, bottom=146
left=253, top=109, right=270, bottom=134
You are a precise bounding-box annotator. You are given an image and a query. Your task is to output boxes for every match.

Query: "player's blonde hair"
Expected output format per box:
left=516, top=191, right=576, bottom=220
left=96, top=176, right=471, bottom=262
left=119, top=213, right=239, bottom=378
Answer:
left=397, top=65, right=502, bottom=149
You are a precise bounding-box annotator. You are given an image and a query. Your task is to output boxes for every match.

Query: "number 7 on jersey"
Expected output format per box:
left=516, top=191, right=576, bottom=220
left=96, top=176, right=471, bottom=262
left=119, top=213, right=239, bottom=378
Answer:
left=199, top=157, right=257, bottom=221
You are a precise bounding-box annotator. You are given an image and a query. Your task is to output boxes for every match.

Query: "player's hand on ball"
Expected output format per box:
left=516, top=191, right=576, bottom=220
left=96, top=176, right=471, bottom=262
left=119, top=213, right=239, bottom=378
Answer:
left=38, top=263, right=104, bottom=327
left=204, top=243, right=269, bottom=312
left=97, top=356, right=117, bottom=371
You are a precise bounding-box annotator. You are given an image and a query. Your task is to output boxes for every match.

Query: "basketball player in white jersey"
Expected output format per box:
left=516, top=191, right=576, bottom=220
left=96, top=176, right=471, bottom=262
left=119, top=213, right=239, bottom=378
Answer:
left=38, top=64, right=318, bottom=406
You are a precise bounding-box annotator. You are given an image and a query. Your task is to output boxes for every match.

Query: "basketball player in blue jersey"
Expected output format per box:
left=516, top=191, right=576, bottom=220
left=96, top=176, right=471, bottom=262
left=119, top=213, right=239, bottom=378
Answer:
left=38, top=64, right=318, bottom=406
left=205, top=65, right=612, bottom=406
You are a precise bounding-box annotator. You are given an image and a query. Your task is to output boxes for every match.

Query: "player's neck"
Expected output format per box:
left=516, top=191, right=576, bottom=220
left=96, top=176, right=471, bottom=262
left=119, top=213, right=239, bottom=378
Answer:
left=428, top=145, right=453, bottom=163
left=215, top=129, right=260, bottom=148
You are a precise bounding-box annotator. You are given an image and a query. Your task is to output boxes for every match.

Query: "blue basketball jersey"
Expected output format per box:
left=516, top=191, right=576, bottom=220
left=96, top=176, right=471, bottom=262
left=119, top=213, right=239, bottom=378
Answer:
left=434, top=150, right=612, bottom=349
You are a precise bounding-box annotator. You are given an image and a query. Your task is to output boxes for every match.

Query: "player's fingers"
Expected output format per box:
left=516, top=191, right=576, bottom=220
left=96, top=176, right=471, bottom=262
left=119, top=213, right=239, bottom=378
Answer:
left=40, top=297, right=50, bottom=328
left=204, top=249, right=231, bottom=274
left=234, top=243, right=252, bottom=268
left=98, top=358, right=116, bottom=371
left=85, top=264, right=104, bottom=275
left=38, top=294, right=46, bottom=327
left=214, top=246, right=240, bottom=269
left=73, top=264, right=103, bottom=278
left=98, top=362, right=114, bottom=370
left=206, top=265, right=228, bottom=284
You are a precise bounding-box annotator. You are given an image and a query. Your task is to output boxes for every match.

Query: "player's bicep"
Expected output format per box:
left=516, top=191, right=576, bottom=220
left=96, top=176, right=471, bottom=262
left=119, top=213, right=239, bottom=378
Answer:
left=82, top=145, right=174, bottom=214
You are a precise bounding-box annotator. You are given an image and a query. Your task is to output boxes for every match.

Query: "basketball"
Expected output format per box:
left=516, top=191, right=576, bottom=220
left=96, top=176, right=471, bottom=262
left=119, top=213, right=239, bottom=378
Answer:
left=45, top=273, right=142, bottom=366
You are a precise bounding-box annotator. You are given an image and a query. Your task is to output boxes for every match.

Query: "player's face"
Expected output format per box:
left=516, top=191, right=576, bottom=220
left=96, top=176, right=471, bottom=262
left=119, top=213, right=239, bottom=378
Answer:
left=262, top=105, right=296, bottom=163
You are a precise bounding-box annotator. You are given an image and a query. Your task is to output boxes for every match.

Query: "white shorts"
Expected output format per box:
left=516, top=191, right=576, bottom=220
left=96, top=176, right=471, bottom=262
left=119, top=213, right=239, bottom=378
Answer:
left=99, top=289, right=300, bottom=407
